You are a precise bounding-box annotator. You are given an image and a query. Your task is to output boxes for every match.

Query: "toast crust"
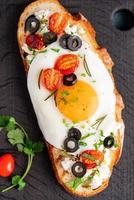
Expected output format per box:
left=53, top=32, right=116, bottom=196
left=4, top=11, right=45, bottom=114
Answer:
left=17, top=0, right=124, bottom=197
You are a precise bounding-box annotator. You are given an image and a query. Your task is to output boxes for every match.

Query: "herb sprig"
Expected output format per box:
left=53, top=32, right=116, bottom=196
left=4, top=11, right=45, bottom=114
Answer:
left=91, top=115, right=107, bottom=129
left=83, top=55, right=92, bottom=77
left=0, top=116, right=44, bottom=192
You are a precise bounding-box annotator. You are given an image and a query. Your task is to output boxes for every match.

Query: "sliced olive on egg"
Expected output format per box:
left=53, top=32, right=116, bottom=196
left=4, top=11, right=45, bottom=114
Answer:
left=63, top=73, right=77, bottom=86
left=43, top=31, right=57, bottom=45
left=103, top=136, right=114, bottom=148
left=71, top=161, right=86, bottom=177
left=25, top=15, right=40, bottom=34
left=67, top=35, right=82, bottom=51
left=68, top=128, right=81, bottom=140
left=59, top=34, right=71, bottom=49
left=64, top=138, right=79, bottom=153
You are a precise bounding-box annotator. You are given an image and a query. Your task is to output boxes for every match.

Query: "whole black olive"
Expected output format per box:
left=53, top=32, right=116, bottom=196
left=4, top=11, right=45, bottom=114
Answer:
left=63, top=73, right=77, bottom=86
left=71, top=162, right=86, bottom=177
left=59, top=34, right=71, bottom=49
left=67, top=35, right=82, bottom=51
left=64, top=138, right=79, bottom=153
left=25, top=15, right=40, bottom=34
left=43, top=31, right=57, bottom=45
left=68, top=128, right=81, bottom=141
left=103, top=136, right=114, bottom=148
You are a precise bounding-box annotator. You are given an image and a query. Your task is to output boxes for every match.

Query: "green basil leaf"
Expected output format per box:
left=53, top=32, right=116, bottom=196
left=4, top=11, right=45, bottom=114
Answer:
left=32, top=142, right=44, bottom=153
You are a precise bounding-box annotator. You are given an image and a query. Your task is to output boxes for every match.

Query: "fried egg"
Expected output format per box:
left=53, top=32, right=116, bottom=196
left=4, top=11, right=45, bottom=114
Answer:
left=27, top=39, right=120, bottom=152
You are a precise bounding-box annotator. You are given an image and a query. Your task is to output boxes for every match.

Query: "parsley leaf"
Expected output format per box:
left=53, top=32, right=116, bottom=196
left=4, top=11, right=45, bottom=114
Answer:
left=7, top=128, right=25, bottom=146
left=0, top=115, right=44, bottom=193
left=32, top=142, right=44, bottom=153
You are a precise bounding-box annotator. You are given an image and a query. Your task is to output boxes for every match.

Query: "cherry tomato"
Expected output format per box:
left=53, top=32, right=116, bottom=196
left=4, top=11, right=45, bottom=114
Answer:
left=26, top=34, right=44, bottom=50
left=0, top=154, right=15, bottom=177
left=49, top=12, right=68, bottom=35
left=54, top=54, right=79, bottom=75
left=80, top=150, right=104, bottom=169
left=40, top=68, right=63, bottom=91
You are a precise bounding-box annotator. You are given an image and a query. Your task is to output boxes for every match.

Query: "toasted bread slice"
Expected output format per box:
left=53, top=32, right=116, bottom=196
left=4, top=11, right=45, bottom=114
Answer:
left=17, top=0, right=124, bottom=197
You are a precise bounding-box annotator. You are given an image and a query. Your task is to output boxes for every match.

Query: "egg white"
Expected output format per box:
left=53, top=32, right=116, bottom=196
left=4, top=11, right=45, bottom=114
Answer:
left=27, top=39, right=120, bottom=152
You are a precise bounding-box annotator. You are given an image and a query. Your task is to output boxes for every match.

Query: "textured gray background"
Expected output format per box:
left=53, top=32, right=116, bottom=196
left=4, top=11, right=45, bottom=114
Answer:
left=0, top=0, right=134, bottom=200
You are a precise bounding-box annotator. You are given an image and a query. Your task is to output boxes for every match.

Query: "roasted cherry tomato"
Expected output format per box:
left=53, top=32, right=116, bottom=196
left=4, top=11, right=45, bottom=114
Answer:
left=49, top=12, right=68, bottom=35
left=26, top=34, right=44, bottom=50
left=80, top=150, right=104, bottom=169
left=0, top=154, right=15, bottom=177
left=40, top=68, right=62, bottom=91
left=54, top=54, right=79, bottom=75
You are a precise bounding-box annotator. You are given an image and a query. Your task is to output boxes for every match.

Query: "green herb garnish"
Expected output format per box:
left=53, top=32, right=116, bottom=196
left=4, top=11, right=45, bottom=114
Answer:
left=61, top=91, right=70, bottom=97
left=81, top=73, right=86, bottom=77
left=79, top=141, right=87, bottom=146
left=44, top=90, right=57, bottom=101
left=83, top=54, right=92, bottom=77
left=80, top=133, right=95, bottom=141
left=67, top=177, right=84, bottom=190
left=93, top=139, right=104, bottom=150
left=51, top=48, right=60, bottom=53
left=0, top=116, right=44, bottom=192
left=62, top=119, right=70, bottom=127
left=91, top=115, right=107, bottom=129
left=40, top=18, right=48, bottom=24
left=100, top=130, right=105, bottom=137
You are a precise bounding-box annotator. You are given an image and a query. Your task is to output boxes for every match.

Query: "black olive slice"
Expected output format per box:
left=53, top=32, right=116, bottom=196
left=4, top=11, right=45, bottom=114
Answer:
left=63, top=73, right=77, bottom=86
left=59, top=34, right=71, bottom=49
left=103, top=136, right=114, bottom=148
left=71, top=162, right=86, bottom=177
left=68, top=128, right=81, bottom=140
left=43, top=31, right=57, bottom=45
left=67, top=35, right=82, bottom=51
left=64, top=138, right=79, bottom=153
left=25, top=15, right=40, bottom=34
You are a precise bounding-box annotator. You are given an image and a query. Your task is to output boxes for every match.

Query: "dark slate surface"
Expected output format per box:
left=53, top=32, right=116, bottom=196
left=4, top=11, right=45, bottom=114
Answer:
left=0, top=0, right=134, bottom=200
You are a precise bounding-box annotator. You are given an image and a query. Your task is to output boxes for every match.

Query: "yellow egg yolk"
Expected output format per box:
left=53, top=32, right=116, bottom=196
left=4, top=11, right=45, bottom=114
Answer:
left=56, top=80, right=98, bottom=122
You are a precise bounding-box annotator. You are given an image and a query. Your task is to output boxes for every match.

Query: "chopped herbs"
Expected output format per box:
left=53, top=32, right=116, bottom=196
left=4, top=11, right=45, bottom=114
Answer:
left=93, top=139, right=104, bottom=150
left=44, top=90, right=57, bottom=101
left=40, top=18, right=48, bottom=24
left=67, top=177, right=84, bottom=190
left=51, top=48, right=60, bottom=53
left=92, top=80, right=96, bottom=83
left=110, top=132, right=114, bottom=137
left=114, top=143, right=119, bottom=148
left=39, top=49, right=47, bottom=53
left=79, top=141, right=87, bottom=146
left=62, top=119, right=70, bottom=127
left=83, top=54, right=92, bottom=77
left=91, top=115, right=107, bottom=129
left=80, top=133, right=95, bottom=141
left=60, top=97, right=68, bottom=104
left=81, top=73, right=86, bottom=77
left=100, top=130, right=105, bottom=137
left=61, top=150, right=70, bottom=157
left=61, top=91, right=70, bottom=97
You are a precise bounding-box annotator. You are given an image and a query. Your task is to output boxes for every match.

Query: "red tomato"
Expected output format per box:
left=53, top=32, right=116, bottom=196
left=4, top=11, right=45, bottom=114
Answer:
left=40, top=68, right=63, bottom=91
left=80, top=150, right=104, bottom=169
left=0, top=154, right=15, bottom=177
left=26, top=34, right=44, bottom=50
left=54, top=54, right=79, bottom=75
left=49, top=12, right=68, bottom=35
